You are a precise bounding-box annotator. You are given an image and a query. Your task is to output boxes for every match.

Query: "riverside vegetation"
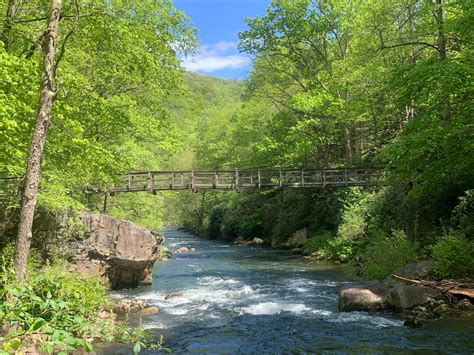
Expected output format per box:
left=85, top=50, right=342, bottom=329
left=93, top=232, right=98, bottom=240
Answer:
left=1, top=0, right=473, bottom=353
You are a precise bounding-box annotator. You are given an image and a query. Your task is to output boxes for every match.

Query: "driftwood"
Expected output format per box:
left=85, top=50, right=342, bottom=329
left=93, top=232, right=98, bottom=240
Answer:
left=392, top=274, right=474, bottom=299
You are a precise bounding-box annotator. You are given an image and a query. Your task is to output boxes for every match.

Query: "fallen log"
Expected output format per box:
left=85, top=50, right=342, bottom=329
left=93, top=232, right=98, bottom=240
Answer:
left=391, top=274, right=474, bottom=299
left=391, top=274, right=422, bottom=285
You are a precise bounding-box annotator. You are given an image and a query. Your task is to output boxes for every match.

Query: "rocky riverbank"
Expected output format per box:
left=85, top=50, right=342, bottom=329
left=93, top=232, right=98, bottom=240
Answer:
left=338, top=261, right=474, bottom=327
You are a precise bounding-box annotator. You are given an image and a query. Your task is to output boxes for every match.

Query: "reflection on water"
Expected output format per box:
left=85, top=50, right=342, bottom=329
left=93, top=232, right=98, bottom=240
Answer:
left=100, top=229, right=474, bottom=354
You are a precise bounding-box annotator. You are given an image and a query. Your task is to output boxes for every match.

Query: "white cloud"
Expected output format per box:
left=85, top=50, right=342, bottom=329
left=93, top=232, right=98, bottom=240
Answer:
left=203, top=40, right=238, bottom=54
left=182, top=41, right=251, bottom=73
left=183, top=55, right=251, bottom=72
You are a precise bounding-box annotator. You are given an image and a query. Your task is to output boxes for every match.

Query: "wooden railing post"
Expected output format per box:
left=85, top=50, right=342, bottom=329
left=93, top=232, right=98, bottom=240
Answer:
left=213, top=170, right=218, bottom=188
left=127, top=173, right=131, bottom=191
left=322, top=170, right=326, bottom=188
left=191, top=170, right=196, bottom=192
left=344, top=169, right=348, bottom=186
left=235, top=168, right=239, bottom=191
left=171, top=171, right=174, bottom=189
left=258, top=169, right=261, bottom=188
left=103, top=192, right=108, bottom=213
left=279, top=169, right=283, bottom=189
left=147, top=172, right=153, bottom=193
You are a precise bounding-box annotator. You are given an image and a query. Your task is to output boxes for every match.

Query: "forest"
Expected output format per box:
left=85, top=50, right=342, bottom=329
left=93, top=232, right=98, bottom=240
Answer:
left=1, top=0, right=473, bottom=353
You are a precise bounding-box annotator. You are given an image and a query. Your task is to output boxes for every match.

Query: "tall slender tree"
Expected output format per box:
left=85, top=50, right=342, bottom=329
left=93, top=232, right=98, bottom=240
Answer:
left=13, top=0, right=62, bottom=280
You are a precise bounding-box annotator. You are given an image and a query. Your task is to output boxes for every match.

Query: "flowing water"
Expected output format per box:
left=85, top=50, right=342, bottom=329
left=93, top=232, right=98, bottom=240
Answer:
left=104, top=229, right=474, bottom=354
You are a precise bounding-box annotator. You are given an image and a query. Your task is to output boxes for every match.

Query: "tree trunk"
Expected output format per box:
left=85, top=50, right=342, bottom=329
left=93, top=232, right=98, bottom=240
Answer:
left=13, top=0, right=62, bottom=280
left=434, top=0, right=451, bottom=120
left=344, top=126, right=353, bottom=166
left=1, top=0, right=16, bottom=51
left=435, top=0, right=447, bottom=61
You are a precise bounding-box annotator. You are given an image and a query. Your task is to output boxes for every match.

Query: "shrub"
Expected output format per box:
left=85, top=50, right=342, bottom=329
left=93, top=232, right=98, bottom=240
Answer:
left=361, top=230, right=417, bottom=280
left=303, top=232, right=334, bottom=256
left=0, top=262, right=146, bottom=353
left=303, top=232, right=358, bottom=262
left=337, top=191, right=374, bottom=241
left=430, top=233, right=474, bottom=279
left=450, top=190, right=474, bottom=240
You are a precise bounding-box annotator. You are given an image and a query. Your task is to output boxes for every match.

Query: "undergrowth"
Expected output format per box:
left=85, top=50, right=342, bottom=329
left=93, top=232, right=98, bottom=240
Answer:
left=0, top=259, right=149, bottom=354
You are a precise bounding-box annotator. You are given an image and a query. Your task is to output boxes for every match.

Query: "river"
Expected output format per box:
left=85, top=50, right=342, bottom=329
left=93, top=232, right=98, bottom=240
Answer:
left=102, top=229, right=474, bottom=353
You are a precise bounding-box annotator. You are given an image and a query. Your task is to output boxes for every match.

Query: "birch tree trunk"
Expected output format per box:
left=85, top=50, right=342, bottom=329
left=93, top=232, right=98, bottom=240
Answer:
left=13, top=0, right=62, bottom=280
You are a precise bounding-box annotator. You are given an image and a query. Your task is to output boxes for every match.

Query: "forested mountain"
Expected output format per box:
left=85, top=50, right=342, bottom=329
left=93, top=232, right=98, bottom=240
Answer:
left=172, top=0, right=474, bottom=280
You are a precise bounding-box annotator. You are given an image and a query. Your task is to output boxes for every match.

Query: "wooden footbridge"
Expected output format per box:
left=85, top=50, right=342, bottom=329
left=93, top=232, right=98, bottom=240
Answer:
left=0, top=168, right=382, bottom=197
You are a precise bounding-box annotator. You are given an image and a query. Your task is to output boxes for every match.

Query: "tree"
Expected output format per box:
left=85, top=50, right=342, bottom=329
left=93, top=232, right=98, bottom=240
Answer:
left=13, top=0, right=62, bottom=280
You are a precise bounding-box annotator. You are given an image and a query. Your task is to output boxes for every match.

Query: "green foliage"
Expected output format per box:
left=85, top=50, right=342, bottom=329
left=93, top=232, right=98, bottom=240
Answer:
left=0, top=262, right=146, bottom=353
left=361, top=230, right=417, bottom=280
left=337, top=191, right=375, bottom=241
left=450, top=190, right=474, bottom=239
left=430, top=234, right=474, bottom=280
left=1, top=0, right=197, bottom=223
left=302, top=232, right=334, bottom=257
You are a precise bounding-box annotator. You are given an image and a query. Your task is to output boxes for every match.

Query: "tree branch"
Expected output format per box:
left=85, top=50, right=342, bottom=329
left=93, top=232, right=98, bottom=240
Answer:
left=53, top=0, right=79, bottom=78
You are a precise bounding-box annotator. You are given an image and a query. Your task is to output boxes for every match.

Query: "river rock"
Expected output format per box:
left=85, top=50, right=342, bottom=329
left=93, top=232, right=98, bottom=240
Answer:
left=233, top=237, right=265, bottom=246
left=338, top=281, right=393, bottom=312
left=136, top=306, right=159, bottom=316
left=113, top=298, right=148, bottom=314
left=233, top=238, right=247, bottom=245
left=72, top=212, right=162, bottom=290
left=165, top=291, right=183, bottom=300
left=433, top=303, right=450, bottom=316
left=390, top=285, right=442, bottom=310
left=175, top=246, right=190, bottom=254
left=250, top=237, right=265, bottom=246
left=456, top=299, right=474, bottom=311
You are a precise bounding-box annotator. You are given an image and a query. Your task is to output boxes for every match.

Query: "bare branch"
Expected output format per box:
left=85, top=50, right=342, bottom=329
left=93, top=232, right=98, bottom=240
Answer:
left=54, top=0, right=79, bottom=78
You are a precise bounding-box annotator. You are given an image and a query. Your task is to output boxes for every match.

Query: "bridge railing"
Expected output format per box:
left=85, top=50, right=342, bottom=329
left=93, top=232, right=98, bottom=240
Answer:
left=104, top=168, right=382, bottom=194
left=1, top=168, right=383, bottom=196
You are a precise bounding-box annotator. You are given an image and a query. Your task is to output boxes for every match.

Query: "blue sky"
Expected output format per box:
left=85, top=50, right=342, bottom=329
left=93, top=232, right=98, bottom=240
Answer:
left=173, top=0, right=270, bottom=79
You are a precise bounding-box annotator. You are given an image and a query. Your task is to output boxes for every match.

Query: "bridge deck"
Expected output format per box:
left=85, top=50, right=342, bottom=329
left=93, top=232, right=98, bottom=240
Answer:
left=0, top=168, right=381, bottom=196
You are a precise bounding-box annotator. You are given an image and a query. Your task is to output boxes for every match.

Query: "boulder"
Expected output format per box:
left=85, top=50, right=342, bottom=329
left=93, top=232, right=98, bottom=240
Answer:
left=73, top=212, right=162, bottom=290
left=175, top=246, right=190, bottom=254
left=339, top=281, right=393, bottom=312
left=287, top=228, right=309, bottom=248
left=390, top=285, right=442, bottom=310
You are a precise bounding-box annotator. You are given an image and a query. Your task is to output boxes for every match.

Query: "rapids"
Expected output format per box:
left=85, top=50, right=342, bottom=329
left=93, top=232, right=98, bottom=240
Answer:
left=102, top=229, right=474, bottom=353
